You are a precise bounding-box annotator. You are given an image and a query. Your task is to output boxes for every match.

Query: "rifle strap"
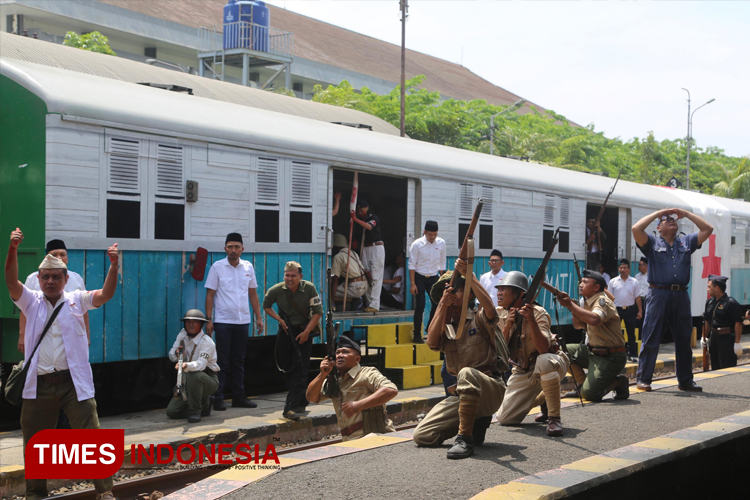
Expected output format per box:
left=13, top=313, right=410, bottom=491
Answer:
left=453, top=237, right=475, bottom=340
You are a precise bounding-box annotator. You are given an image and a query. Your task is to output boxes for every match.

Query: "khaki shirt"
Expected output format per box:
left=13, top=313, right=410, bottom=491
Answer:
left=263, top=280, right=324, bottom=327
left=496, top=304, right=552, bottom=366
left=437, top=308, right=507, bottom=377
left=320, top=364, right=397, bottom=441
left=331, top=248, right=366, bottom=279
left=583, top=292, right=624, bottom=348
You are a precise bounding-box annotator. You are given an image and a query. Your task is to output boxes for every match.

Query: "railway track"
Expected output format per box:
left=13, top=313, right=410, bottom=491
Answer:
left=40, top=363, right=748, bottom=499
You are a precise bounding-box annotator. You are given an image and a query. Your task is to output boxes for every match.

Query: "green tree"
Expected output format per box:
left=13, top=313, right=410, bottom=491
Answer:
left=714, top=156, right=750, bottom=201
left=63, top=31, right=116, bottom=56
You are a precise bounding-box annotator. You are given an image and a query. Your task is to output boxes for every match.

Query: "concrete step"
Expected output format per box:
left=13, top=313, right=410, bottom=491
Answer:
left=377, top=344, right=415, bottom=368
left=418, top=360, right=444, bottom=386
left=396, top=322, right=415, bottom=343
left=383, top=364, right=432, bottom=390
left=367, top=324, right=398, bottom=346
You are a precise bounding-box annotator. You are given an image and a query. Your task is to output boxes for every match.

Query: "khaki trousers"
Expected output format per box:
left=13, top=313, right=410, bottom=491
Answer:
left=496, top=352, right=569, bottom=424
left=21, top=379, right=113, bottom=500
left=166, top=371, right=219, bottom=418
left=413, top=367, right=506, bottom=446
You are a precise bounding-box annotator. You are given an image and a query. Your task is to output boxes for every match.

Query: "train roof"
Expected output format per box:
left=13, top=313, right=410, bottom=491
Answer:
left=0, top=32, right=400, bottom=136
left=3, top=54, right=750, bottom=220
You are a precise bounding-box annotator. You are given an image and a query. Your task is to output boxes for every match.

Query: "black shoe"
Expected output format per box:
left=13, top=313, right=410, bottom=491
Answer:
left=614, top=374, right=630, bottom=400
left=213, top=399, right=227, bottom=411
left=187, top=413, right=201, bottom=423
left=472, top=416, right=492, bottom=446
left=291, top=406, right=308, bottom=414
left=201, top=403, right=212, bottom=417
left=232, top=398, right=258, bottom=408
left=413, top=334, right=424, bottom=344
left=678, top=382, right=703, bottom=392
left=546, top=416, right=563, bottom=437
left=282, top=409, right=301, bottom=421
left=563, top=386, right=582, bottom=399
left=447, top=435, right=474, bottom=459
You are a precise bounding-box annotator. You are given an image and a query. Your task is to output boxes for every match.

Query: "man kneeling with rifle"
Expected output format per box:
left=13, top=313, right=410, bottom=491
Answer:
left=167, top=309, right=220, bottom=423
left=495, top=272, right=570, bottom=436
left=413, top=259, right=509, bottom=459
left=307, top=336, right=398, bottom=441
left=557, top=270, right=629, bottom=402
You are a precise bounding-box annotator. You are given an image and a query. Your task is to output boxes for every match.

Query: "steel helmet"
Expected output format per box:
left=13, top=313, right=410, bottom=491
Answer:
left=496, top=271, right=529, bottom=293
left=333, top=233, right=348, bottom=248
left=181, top=309, right=208, bottom=323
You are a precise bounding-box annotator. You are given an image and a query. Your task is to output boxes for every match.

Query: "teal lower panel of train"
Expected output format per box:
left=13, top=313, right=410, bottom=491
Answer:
left=4, top=249, right=719, bottom=365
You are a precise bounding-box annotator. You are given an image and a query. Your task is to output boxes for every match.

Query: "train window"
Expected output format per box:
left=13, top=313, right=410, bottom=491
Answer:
left=745, top=228, right=750, bottom=264
left=107, top=200, right=140, bottom=238
left=155, top=203, right=184, bottom=240
left=290, top=211, right=313, bottom=243
left=256, top=209, right=280, bottom=242
left=541, top=195, right=570, bottom=253
left=479, top=224, right=493, bottom=249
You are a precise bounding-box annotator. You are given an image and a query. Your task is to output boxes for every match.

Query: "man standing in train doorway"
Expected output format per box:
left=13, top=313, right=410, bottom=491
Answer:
left=205, top=232, right=264, bottom=410
left=632, top=208, right=713, bottom=392
left=409, top=220, right=447, bottom=342
left=586, top=219, right=606, bottom=270
left=352, top=198, right=385, bottom=313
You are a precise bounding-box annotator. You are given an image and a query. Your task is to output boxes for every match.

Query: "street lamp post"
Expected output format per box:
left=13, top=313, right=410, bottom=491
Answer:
left=681, top=88, right=715, bottom=190
left=489, top=99, right=525, bottom=155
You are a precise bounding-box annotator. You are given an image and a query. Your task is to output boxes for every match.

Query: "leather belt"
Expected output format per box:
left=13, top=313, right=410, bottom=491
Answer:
left=349, top=276, right=367, bottom=283
left=587, top=345, right=626, bottom=356
left=364, top=241, right=384, bottom=247
left=341, top=421, right=364, bottom=437
left=204, top=368, right=218, bottom=376
left=617, top=305, right=634, bottom=310
left=38, top=369, right=72, bottom=385
left=711, top=327, right=732, bottom=335
left=650, top=284, right=688, bottom=291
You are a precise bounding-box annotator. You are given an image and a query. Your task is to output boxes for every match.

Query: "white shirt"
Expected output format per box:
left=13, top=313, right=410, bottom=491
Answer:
left=205, top=257, right=258, bottom=324
left=480, top=269, right=506, bottom=307
left=409, top=236, right=446, bottom=277
left=389, top=267, right=406, bottom=304
left=602, top=272, right=611, bottom=285
left=169, top=329, right=220, bottom=372
left=25, top=270, right=86, bottom=293
left=14, top=287, right=99, bottom=400
left=609, top=276, right=641, bottom=307
left=635, top=272, right=649, bottom=297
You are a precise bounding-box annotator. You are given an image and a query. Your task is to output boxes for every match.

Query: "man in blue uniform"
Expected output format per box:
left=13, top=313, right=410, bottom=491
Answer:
left=632, top=208, right=713, bottom=392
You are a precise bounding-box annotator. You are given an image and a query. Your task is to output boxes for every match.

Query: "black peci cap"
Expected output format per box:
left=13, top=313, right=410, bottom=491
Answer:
left=225, top=232, right=243, bottom=245
left=424, top=220, right=438, bottom=231
left=46, top=239, right=66, bottom=254
left=582, top=269, right=607, bottom=291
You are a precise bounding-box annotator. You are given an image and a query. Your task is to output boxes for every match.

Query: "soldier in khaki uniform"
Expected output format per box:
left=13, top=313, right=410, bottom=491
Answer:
left=557, top=270, right=629, bottom=402
left=413, top=259, right=509, bottom=459
left=264, top=261, right=324, bottom=420
left=306, top=336, right=398, bottom=441
left=494, top=272, right=570, bottom=436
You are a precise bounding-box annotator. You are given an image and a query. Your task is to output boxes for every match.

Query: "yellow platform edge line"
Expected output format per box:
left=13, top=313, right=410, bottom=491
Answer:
left=633, top=436, right=700, bottom=451
left=331, top=434, right=411, bottom=449
left=562, top=455, right=640, bottom=474
left=470, top=481, right=564, bottom=500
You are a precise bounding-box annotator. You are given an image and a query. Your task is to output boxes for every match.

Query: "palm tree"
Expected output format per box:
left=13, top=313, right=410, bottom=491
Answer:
left=714, top=156, right=750, bottom=201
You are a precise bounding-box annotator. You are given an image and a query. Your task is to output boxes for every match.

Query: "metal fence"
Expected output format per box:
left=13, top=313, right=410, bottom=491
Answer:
left=198, top=22, right=293, bottom=58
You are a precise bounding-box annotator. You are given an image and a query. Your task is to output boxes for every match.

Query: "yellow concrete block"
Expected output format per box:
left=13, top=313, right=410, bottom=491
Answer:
left=394, top=364, right=432, bottom=389
left=381, top=344, right=414, bottom=367
left=562, top=455, right=639, bottom=474
left=470, top=481, right=564, bottom=500
left=415, top=343, right=440, bottom=363
left=418, top=360, right=444, bottom=385
left=691, top=422, right=746, bottom=433
left=397, top=323, right=415, bottom=343
left=635, top=437, right=699, bottom=451
left=367, top=324, right=398, bottom=346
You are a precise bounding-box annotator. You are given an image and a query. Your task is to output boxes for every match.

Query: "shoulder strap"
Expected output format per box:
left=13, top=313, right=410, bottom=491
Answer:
left=26, top=302, right=65, bottom=365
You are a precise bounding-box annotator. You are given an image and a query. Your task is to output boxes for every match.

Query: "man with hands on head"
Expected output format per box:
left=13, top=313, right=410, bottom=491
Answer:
left=556, top=270, right=630, bottom=402
left=306, top=336, right=397, bottom=441
left=204, top=232, right=263, bottom=411
left=632, top=207, right=713, bottom=392
left=412, top=258, right=508, bottom=460
left=5, top=228, right=120, bottom=500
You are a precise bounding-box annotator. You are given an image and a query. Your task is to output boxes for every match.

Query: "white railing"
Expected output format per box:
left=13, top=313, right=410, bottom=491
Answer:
left=198, top=22, right=293, bottom=58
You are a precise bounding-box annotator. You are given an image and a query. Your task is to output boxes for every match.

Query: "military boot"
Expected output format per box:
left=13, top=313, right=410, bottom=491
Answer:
left=447, top=435, right=474, bottom=459
left=472, top=416, right=492, bottom=446
left=534, top=402, right=549, bottom=423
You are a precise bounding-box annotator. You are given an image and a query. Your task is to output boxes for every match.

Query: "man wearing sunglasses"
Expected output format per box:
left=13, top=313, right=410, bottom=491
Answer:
left=632, top=208, right=713, bottom=392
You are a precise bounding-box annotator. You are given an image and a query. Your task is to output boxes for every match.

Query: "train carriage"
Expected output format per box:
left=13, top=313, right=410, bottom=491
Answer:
left=2, top=36, right=749, bottom=414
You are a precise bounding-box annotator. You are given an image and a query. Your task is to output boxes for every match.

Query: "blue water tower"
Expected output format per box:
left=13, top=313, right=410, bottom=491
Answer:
left=222, top=0, right=270, bottom=51
left=250, top=1, right=270, bottom=52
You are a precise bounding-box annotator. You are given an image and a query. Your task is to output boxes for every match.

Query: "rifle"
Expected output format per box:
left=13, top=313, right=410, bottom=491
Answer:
left=588, top=168, right=623, bottom=265
left=342, top=173, right=359, bottom=312
left=174, top=342, right=187, bottom=401
left=508, top=228, right=560, bottom=370
left=572, top=253, right=583, bottom=297
left=445, top=198, right=483, bottom=340
left=702, top=336, right=710, bottom=372
left=548, top=288, right=585, bottom=408
left=325, top=268, right=341, bottom=397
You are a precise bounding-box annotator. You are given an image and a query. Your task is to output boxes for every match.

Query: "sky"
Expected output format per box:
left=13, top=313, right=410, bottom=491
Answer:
left=264, top=1, right=749, bottom=158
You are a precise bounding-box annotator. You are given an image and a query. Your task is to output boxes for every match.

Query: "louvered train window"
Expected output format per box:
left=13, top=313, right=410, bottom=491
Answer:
left=289, top=161, right=313, bottom=243
left=458, top=183, right=493, bottom=250
left=542, top=195, right=570, bottom=253
left=106, top=137, right=141, bottom=238
left=255, top=157, right=281, bottom=243
left=154, top=144, right=185, bottom=240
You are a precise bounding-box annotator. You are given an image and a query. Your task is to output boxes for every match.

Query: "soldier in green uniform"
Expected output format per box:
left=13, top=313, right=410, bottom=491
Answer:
left=412, top=259, right=509, bottom=459
left=263, top=261, right=324, bottom=421
left=557, top=270, right=629, bottom=402
left=701, top=275, right=744, bottom=370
